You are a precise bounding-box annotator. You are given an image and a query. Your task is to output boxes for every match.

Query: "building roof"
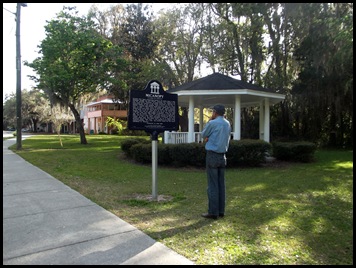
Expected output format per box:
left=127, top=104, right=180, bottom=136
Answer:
left=166, top=73, right=285, bottom=108
left=86, top=98, right=122, bottom=107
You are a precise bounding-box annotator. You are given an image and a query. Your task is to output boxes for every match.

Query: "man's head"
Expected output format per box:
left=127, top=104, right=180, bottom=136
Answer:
left=211, top=104, right=226, bottom=116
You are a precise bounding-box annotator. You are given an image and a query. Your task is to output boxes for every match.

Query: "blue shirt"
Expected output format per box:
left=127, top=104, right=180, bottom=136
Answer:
left=201, top=116, right=231, bottom=153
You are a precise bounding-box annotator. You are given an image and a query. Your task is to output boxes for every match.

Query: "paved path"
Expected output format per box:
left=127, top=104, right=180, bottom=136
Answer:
left=3, top=136, right=194, bottom=265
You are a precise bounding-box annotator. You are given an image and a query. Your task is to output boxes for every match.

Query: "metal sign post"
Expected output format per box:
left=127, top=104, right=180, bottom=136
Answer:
left=151, top=131, right=159, bottom=200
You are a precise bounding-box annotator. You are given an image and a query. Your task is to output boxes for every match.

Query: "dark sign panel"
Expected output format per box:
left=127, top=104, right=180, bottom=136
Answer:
left=128, top=80, right=179, bottom=134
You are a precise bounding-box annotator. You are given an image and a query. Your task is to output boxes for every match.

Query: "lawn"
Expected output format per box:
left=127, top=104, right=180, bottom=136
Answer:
left=10, top=134, right=353, bottom=265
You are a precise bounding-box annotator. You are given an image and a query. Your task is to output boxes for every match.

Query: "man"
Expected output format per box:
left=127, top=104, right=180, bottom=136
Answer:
left=201, top=104, right=231, bottom=220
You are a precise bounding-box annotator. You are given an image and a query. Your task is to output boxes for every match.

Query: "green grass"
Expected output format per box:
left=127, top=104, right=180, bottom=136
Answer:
left=10, top=134, right=353, bottom=265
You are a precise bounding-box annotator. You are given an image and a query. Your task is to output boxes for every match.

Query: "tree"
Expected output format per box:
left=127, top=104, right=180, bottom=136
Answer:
left=3, top=89, right=49, bottom=132
left=118, top=4, right=159, bottom=94
left=89, top=3, right=159, bottom=106
left=47, top=104, right=74, bottom=147
left=25, top=6, right=127, bottom=144
left=88, top=4, right=129, bottom=105
left=152, top=4, right=206, bottom=131
left=3, top=93, right=17, bottom=129
left=291, top=3, right=353, bottom=146
left=21, top=89, right=49, bottom=132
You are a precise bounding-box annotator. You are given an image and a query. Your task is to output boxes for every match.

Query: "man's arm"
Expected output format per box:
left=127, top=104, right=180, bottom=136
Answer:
left=201, top=122, right=211, bottom=139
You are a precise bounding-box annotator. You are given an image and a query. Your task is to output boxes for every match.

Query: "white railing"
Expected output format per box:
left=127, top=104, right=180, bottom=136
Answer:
left=195, top=132, right=203, bottom=143
left=164, top=131, right=234, bottom=144
left=164, top=131, right=186, bottom=144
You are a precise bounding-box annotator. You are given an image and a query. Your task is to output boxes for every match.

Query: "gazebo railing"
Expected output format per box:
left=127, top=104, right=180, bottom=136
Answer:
left=164, top=131, right=203, bottom=144
left=163, top=131, right=235, bottom=144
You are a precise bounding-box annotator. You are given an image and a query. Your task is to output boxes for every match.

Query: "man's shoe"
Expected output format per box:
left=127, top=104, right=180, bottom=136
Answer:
left=219, top=213, right=224, bottom=218
left=201, top=213, right=218, bottom=220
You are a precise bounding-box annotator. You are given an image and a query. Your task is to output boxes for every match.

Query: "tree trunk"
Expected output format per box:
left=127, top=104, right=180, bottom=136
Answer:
left=32, top=119, right=38, bottom=133
left=57, top=131, right=63, bottom=147
left=179, top=107, right=188, bottom=132
left=69, top=104, right=87, bottom=144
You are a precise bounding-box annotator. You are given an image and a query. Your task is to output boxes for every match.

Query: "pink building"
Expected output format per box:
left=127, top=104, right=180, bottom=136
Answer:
left=83, top=95, right=127, bottom=134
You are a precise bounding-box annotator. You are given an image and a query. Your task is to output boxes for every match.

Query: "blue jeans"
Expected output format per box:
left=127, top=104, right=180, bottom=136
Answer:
left=206, top=151, right=226, bottom=216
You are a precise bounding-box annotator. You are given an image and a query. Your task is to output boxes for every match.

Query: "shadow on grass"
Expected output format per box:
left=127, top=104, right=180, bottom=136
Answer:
left=145, top=218, right=214, bottom=240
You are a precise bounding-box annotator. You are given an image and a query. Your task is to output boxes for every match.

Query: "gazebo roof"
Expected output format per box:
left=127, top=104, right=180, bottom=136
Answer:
left=167, top=73, right=285, bottom=108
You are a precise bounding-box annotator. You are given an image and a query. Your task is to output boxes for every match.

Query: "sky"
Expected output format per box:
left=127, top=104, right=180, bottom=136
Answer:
left=2, top=3, right=174, bottom=103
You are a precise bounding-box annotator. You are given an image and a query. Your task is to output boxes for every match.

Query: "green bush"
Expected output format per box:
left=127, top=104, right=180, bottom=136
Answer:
left=158, top=144, right=174, bottom=165
left=168, top=143, right=206, bottom=167
left=130, top=143, right=152, bottom=163
left=121, top=138, right=150, bottom=157
left=227, top=139, right=272, bottom=167
left=125, top=139, right=318, bottom=167
left=126, top=139, right=272, bottom=168
left=272, top=141, right=317, bottom=162
left=129, top=143, right=176, bottom=165
left=129, top=143, right=205, bottom=167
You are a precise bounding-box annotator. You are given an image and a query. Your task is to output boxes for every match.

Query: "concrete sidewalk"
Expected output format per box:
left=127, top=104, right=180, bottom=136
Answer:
left=3, top=137, right=194, bottom=265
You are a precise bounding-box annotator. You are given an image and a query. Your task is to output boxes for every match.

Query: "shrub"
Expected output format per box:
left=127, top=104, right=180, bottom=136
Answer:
left=168, top=143, right=206, bottom=167
left=157, top=144, right=174, bottom=165
left=124, top=139, right=272, bottom=168
left=121, top=138, right=150, bottom=157
left=121, top=138, right=318, bottom=167
left=128, top=143, right=205, bottom=166
left=227, top=139, right=272, bottom=167
left=130, top=143, right=152, bottom=163
left=272, top=141, right=317, bottom=162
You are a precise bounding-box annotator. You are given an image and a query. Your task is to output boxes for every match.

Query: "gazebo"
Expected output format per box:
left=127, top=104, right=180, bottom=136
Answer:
left=164, top=73, right=285, bottom=143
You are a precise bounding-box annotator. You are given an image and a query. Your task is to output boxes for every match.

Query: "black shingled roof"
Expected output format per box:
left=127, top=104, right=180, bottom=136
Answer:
left=167, top=72, right=275, bottom=93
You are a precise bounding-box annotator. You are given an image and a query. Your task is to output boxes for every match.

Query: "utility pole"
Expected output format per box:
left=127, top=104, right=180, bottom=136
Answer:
left=15, top=3, right=27, bottom=150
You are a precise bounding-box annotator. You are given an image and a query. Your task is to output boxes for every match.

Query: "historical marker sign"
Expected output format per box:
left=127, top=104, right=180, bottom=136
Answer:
left=128, top=80, right=179, bottom=134
left=128, top=80, right=179, bottom=200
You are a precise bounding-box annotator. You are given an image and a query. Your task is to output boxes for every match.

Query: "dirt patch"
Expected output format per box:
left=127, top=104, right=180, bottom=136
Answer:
left=127, top=193, right=173, bottom=202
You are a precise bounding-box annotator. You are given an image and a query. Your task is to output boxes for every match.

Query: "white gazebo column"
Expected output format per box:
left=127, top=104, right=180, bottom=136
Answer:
left=233, top=95, right=241, bottom=140
left=259, top=100, right=264, bottom=140
left=263, top=98, right=270, bottom=142
left=199, top=105, right=203, bottom=132
left=188, top=96, right=195, bottom=143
